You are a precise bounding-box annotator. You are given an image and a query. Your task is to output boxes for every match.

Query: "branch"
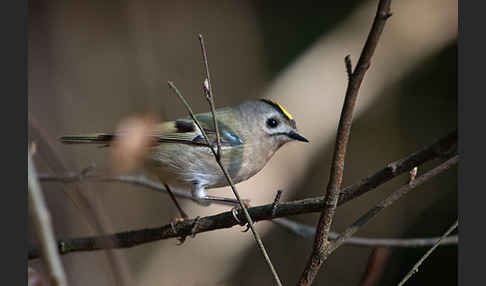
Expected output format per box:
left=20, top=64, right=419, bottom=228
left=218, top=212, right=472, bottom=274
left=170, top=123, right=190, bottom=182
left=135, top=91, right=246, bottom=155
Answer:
left=198, top=34, right=222, bottom=160
left=328, top=155, right=459, bottom=256
left=299, top=0, right=392, bottom=284
left=168, top=79, right=282, bottom=285
left=28, top=152, right=69, bottom=286
left=30, top=135, right=456, bottom=260
left=29, top=118, right=128, bottom=286
left=338, top=130, right=456, bottom=206
left=39, top=173, right=195, bottom=200
left=397, top=219, right=459, bottom=286
left=272, top=218, right=458, bottom=247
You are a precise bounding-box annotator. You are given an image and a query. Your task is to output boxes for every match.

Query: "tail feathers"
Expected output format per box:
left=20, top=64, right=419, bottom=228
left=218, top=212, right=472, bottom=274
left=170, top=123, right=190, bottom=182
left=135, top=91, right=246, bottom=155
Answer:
left=59, top=133, right=115, bottom=144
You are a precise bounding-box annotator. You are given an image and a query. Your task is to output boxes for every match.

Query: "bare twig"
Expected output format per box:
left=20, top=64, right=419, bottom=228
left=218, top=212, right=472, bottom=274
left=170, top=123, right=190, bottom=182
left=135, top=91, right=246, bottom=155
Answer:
left=338, top=235, right=458, bottom=248
left=328, top=155, right=458, bottom=256
left=29, top=118, right=128, bottom=286
left=164, top=183, right=188, bottom=219
left=28, top=152, right=69, bottom=286
left=299, top=1, right=392, bottom=284
left=39, top=173, right=195, bottom=200
left=397, top=219, right=458, bottom=286
left=345, top=55, right=353, bottom=79
left=272, top=218, right=458, bottom=247
left=168, top=81, right=282, bottom=286
left=167, top=81, right=210, bottom=146
left=338, top=130, right=456, bottom=205
left=198, top=34, right=222, bottom=160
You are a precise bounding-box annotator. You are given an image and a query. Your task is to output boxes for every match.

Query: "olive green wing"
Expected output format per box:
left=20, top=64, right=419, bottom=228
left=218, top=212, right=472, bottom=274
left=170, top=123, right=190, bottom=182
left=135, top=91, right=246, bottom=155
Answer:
left=60, top=112, right=244, bottom=148
left=153, top=113, right=244, bottom=148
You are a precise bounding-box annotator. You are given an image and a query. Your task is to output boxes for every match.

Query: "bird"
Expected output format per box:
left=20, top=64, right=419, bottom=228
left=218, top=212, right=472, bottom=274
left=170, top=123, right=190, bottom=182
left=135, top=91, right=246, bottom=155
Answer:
left=60, top=99, right=308, bottom=206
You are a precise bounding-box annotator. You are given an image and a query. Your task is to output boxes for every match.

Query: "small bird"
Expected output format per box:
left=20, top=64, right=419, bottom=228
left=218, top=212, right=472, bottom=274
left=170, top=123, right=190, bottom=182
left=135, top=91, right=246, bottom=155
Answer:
left=60, top=99, right=308, bottom=205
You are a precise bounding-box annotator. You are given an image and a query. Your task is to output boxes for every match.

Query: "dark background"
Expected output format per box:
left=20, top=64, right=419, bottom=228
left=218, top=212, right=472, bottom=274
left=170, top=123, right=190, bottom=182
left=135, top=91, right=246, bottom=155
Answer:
left=28, top=0, right=457, bottom=285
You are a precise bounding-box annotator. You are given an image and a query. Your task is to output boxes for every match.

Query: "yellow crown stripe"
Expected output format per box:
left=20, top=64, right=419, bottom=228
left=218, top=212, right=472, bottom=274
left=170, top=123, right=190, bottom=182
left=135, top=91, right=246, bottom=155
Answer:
left=261, top=99, right=294, bottom=121
left=274, top=101, right=293, bottom=120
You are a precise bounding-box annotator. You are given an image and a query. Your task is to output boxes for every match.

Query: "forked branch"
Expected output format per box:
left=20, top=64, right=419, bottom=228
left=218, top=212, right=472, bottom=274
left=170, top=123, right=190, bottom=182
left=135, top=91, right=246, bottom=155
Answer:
left=299, top=0, right=392, bottom=284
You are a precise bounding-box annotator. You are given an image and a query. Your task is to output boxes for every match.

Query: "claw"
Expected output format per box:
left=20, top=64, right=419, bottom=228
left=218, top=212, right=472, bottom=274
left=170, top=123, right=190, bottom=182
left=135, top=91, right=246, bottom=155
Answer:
left=176, top=236, right=186, bottom=245
left=231, top=206, right=255, bottom=231
left=241, top=199, right=251, bottom=209
left=231, top=207, right=243, bottom=225
left=170, top=218, right=188, bottom=245
left=241, top=224, right=251, bottom=233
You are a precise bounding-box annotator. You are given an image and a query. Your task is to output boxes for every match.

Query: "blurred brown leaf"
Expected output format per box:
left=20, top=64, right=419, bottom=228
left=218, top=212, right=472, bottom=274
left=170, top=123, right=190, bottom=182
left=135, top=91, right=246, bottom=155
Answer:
left=111, top=115, right=156, bottom=174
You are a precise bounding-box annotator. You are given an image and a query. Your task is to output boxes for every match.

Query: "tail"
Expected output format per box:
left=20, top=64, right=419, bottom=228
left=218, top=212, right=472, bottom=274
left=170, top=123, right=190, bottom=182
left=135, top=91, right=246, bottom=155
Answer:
left=59, top=133, right=115, bottom=145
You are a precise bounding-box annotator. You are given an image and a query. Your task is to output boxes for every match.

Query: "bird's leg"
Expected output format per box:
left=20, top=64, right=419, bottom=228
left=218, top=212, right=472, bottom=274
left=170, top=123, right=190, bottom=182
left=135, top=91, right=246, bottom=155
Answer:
left=191, top=183, right=212, bottom=206
left=161, top=182, right=190, bottom=244
left=191, top=183, right=250, bottom=207
left=163, top=183, right=188, bottom=219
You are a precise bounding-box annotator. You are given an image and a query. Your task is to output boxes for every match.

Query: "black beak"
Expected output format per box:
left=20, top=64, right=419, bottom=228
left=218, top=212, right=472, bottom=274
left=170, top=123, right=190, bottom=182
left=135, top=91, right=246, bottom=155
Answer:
left=288, top=131, right=309, bottom=142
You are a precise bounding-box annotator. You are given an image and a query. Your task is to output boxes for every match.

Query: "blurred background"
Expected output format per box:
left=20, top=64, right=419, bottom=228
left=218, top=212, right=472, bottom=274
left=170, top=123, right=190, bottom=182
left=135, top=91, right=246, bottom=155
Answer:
left=28, top=0, right=457, bottom=285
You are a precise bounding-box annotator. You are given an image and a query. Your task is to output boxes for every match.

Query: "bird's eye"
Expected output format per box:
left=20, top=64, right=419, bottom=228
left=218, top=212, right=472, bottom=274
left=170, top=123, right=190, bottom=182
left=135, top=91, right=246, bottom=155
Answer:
left=266, top=118, right=279, bottom=128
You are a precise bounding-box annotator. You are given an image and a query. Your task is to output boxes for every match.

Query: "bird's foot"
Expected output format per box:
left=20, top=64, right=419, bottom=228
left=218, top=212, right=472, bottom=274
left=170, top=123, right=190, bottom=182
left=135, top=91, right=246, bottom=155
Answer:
left=170, top=216, right=201, bottom=245
left=169, top=218, right=187, bottom=245
left=230, top=204, right=255, bottom=232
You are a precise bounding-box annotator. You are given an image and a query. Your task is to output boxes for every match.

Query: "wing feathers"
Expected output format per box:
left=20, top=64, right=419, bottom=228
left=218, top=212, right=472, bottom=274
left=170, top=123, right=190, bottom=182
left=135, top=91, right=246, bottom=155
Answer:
left=60, top=113, right=242, bottom=148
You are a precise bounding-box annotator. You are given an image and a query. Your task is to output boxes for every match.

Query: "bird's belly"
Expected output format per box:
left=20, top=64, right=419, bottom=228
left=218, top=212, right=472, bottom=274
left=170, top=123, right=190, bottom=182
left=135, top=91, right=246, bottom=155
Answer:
left=144, top=143, right=264, bottom=189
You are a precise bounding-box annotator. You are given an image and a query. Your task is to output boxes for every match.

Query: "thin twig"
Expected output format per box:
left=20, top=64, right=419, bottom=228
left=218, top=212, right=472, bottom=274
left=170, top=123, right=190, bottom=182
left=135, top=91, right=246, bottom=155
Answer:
left=164, top=183, right=188, bottom=219
left=271, top=218, right=458, bottom=247
left=198, top=34, right=222, bottom=160
left=28, top=152, right=69, bottom=286
left=345, top=55, right=353, bottom=79
left=338, top=130, right=456, bottom=205
left=328, top=155, right=458, bottom=256
left=168, top=81, right=282, bottom=286
left=397, top=219, right=458, bottom=286
left=29, top=118, right=127, bottom=286
left=299, top=0, right=392, bottom=284
left=39, top=173, right=195, bottom=200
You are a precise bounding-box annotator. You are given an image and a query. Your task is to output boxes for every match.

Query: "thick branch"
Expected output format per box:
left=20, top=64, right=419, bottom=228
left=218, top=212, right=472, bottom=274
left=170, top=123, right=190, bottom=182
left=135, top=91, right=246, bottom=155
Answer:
left=30, top=132, right=456, bottom=259
left=299, top=1, right=392, bottom=284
